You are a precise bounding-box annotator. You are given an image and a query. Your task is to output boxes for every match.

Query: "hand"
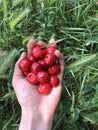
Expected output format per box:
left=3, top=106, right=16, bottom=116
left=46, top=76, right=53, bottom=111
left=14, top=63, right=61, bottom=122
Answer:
left=12, top=39, right=64, bottom=130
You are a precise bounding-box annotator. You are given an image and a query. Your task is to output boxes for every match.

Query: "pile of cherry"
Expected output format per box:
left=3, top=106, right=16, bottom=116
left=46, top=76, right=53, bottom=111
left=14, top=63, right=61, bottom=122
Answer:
left=19, top=41, right=60, bottom=95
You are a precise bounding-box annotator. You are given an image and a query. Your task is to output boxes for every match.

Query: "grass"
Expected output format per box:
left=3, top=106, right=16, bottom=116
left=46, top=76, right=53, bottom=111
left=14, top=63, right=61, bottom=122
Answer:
left=0, top=0, right=98, bottom=129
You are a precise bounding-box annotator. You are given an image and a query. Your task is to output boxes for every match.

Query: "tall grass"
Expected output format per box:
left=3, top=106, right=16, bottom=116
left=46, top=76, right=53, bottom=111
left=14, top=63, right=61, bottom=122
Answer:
left=0, top=0, right=98, bottom=130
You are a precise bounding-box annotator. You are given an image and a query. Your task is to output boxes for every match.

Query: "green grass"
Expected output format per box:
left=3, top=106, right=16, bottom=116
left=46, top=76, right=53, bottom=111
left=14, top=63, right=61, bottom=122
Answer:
left=1, top=0, right=98, bottom=129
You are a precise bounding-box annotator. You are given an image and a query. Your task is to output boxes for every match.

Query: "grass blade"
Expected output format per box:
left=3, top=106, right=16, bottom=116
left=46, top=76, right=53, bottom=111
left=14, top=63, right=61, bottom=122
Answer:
left=68, top=54, right=97, bottom=69
left=50, top=0, right=58, bottom=5
left=2, top=116, right=14, bottom=130
left=2, top=0, right=8, bottom=18
left=12, top=0, right=23, bottom=7
left=0, top=49, right=17, bottom=75
left=10, top=8, right=30, bottom=32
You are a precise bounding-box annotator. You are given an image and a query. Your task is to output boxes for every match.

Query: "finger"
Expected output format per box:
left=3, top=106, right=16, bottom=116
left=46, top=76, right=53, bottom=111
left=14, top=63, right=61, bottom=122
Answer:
left=54, top=50, right=64, bottom=76
left=37, top=41, right=46, bottom=47
left=27, top=39, right=36, bottom=56
left=49, top=39, right=57, bottom=48
left=13, top=52, right=27, bottom=78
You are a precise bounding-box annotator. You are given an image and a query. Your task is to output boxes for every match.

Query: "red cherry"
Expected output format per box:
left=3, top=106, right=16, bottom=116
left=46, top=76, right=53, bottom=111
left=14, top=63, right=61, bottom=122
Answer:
left=37, top=71, right=50, bottom=84
left=38, top=59, right=48, bottom=69
left=31, top=45, right=39, bottom=55
left=46, top=46, right=56, bottom=54
left=50, top=75, right=59, bottom=87
left=29, top=55, right=36, bottom=63
left=31, top=62, right=42, bottom=74
left=27, top=72, right=38, bottom=84
left=44, top=53, right=56, bottom=66
left=48, top=64, right=60, bottom=75
left=42, top=48, right=47, bottom=56
left=38, top=83, right=52, bottom=95
left=19, top=58, right=31, bottom=72
left=31, top=45, right=45, bottom=60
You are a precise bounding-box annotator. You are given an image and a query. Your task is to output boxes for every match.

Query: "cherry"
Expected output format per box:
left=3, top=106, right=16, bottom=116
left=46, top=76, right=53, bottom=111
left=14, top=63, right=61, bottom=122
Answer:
left=37, top=71, right=50, bottom=84
left=50, top=75, right=59, bottom=87
left=29, top=55, right=36, bottom=63
left=48, top=64, right=60, bottom=75
left=38, top=83, right=52, bottom=95
left=19, top=58, right=31, bottom=72
left=31, top=45, right=40, bottom=57
left=31, top=62, right=42, bottom=74
left=31, top=45, right=45, bottom=60
left=46, top=46, right=56, bottom=54
left=42, top=49, right=47, bottom=56
left=44, top=53, right=56, bottom=66
left=27, top=72, right=38, bottom=84
left=38, top=59, right=48, bottom=69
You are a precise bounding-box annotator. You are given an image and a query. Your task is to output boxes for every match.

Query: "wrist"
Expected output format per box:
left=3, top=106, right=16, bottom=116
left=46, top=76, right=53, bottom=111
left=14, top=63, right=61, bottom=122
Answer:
left=19, top=108, right=52, bottom=130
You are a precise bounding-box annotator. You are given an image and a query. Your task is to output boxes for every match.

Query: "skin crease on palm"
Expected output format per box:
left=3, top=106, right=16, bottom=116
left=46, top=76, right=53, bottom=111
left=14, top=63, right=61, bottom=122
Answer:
left=12, top=39, right=64, bottom=120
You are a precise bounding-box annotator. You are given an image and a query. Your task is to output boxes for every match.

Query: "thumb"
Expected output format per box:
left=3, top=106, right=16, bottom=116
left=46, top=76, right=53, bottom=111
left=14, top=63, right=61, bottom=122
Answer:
left=54, top=50, right=64, bottom=78
left=13, top=52, right=27, bottom=79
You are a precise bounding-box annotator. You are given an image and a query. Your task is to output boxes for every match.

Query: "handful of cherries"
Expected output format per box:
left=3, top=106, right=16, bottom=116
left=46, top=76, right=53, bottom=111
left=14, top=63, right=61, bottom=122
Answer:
left=19, top=41, right=60, bottom=95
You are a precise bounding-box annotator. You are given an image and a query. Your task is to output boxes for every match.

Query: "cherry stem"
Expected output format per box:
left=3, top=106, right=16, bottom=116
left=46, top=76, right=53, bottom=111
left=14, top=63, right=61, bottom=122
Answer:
left=49, top=38, right=66, bottom=44
left=40, top=38, right=66, bottom=49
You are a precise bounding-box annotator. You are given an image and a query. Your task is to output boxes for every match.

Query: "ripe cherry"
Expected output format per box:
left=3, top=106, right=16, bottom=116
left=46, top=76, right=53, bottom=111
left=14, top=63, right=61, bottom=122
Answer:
left=50, top=75, right=59, bottom=87
left=46, top=46, right=56, bottom=54
left=38, top=83, right=52, bottom=95
left=31, top=45, right=45, bottom=60
left=31, top=62, right=42, bottom=74
left=42, top=49, right=47, bottom=56
left=37, top=71, right=50, bottom=84
left=29, top=55, right=36, bottom=63
left=27, top=72, right=38, bottom=84
left=48, top=64, right=60, bottom=75
left=44, top=53, right=56, bottom=66
left=38, top=59, right=48, bottom=69
left=19, top=58, right=31, bottom=72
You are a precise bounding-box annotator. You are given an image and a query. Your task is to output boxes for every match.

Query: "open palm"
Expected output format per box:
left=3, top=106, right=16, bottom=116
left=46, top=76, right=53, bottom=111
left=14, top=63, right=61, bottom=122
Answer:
left=12, top=39, right=64, bottom=119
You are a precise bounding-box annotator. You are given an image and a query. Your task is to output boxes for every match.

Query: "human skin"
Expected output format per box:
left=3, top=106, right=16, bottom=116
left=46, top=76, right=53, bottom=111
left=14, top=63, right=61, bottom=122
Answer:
left=12, top=39, right=64, bottom=130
